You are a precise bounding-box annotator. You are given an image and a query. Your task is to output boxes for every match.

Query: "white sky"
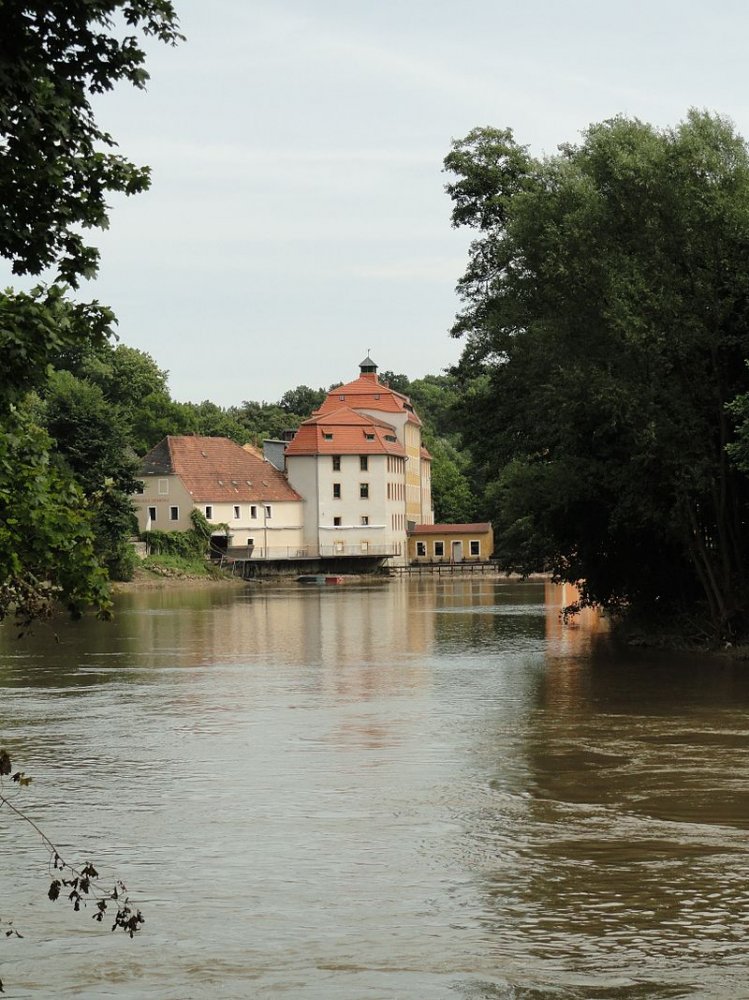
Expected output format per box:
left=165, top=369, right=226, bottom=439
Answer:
left=5, top=0, right=749, bottom=405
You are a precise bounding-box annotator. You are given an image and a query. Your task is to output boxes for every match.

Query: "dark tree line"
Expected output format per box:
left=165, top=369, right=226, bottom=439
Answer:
left=444, top=111, right=749, bottom=643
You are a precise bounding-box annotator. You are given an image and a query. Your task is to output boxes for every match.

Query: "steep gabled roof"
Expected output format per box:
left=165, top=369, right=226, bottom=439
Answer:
left=139, top=436, right=301, bottom=503
left=314, top=372, right=422, bottom=426
left=285, top=406, right=406, bottom=457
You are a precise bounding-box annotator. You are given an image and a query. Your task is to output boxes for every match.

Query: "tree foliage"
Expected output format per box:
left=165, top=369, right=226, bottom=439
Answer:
left=0, top=1, right=181, bottom=625
left=445, top=111, right=749, bottom=641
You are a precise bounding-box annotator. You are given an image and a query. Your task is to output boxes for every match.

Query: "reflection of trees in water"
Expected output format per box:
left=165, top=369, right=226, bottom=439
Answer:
left=468, top=604, right=749, bottom=986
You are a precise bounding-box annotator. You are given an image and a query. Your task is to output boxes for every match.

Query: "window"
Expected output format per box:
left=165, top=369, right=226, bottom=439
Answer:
left=364, top=432, right=375, bottom=441
left=434, top=541, right=444, bottom=557
left=416, top=541, right=426, bottom=557
left=264, top=505, right=272, bottom=518
left=158, top=479, right=168, bottom=495
left=323, top=432, right=333, bottom=440
left=338, top=394, right=346, bottom=401
left=333, top=516, right=341, bottom=526
left=361, top=515, right=369, bottom=526
left=333, top=482, right=341, bottom=499
left=147, top=506, right=157, bottom=523
left=247, top=537, right=255, bottom=547
left=470, top=540, right=480, bottom=557
left=332, top=455, right=341, bottom=471
left=205, top=505, right=213, bottom=519
left=360, top=455, right=368, bottom=471
left=360, top=483, right=369, bottom=499
left=385, top=434, right=397, bottom=442
left=169, top=506, right=179, bottom=521
left=233, top=505, right=240, bottom=519
left=251, top=505, right=257, bottom=519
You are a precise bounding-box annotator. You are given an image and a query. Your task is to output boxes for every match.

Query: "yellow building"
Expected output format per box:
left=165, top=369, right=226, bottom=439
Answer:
left=408, top=522, right=494, bottom=563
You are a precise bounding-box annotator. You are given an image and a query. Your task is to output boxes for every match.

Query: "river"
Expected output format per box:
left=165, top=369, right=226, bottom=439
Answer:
left=1, top=577, right=748, bottom=999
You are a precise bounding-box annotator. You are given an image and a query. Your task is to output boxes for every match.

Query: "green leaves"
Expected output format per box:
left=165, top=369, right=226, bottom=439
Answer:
left=446, top=112, right=749, bottom=641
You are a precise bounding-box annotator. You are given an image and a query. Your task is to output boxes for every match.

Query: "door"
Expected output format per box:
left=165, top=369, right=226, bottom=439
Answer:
left=451, top=540, right=463, bottom=563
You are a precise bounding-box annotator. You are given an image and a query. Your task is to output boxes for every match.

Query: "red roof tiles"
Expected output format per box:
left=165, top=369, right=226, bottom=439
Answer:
left=409, top=523, right=493, bottom=535
left=314, top=372, right=422, bottom=426
left=285, top=407, right=406, bottom=457
left=139, top=436, right=301, bottom=503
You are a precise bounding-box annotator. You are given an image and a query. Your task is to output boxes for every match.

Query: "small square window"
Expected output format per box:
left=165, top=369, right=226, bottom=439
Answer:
left=434, top=541, right=444, bottom=557
left=364, top=432, right=375, bottom=441
left=205, top=505, right=213, bottom=519
left=247, top=537, right=255, bottom=547
left=333, top=482, right=341, bottom=499
left=169, top=506, right=179, bottom=521
left=332, top=455, right=341, bottom=471
left=251, top=505, right=257, bottom=519
left=147, top=506, right=157, bottom=523
left=333, top=516, right=341, bottom=526
left=323, top=432, right=333, bottom=440
left=360, top=483, right=369, bottom=499
left=360, top=455, right=368, bottom=471
left=233, top=505, right=240, bottom=519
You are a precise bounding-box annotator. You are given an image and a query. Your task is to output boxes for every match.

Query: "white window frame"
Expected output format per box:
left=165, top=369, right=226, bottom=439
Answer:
left=233, top=505, right=241, bottom=519
left=147, top=506, right=157, bottom=523
left=251, top=505, right=257, bottom=519
left=264, top=505, right=272, bottom=519
left=469, top=539, right=480, bottom=557
left=416, top=541, right=426, bottom=557
left=434, top=541, right=444, bottom=558
left=158, top=478, right=169, bottom=495
left=169, top=506, right=179, bottom=521
left=205, top=505, right=213, bottom=519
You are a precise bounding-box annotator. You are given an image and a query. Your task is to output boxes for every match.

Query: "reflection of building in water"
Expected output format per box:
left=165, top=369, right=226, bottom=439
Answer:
left=116, top=582, right=434, bottom=700
left=544, top=580, right=607, bottom=652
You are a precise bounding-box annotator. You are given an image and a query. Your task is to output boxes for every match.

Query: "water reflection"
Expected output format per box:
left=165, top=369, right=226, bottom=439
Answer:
left=1, top=577, right=748, bottom=998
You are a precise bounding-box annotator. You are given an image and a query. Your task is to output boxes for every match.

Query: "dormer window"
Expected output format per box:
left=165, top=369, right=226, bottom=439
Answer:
left=323, top=432, right=333, bottom=440
left=364, top=432, right=375, bottom=441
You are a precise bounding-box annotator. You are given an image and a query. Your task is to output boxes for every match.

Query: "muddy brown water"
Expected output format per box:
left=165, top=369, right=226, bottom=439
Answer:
left=1, top=578, right=748, bottom=999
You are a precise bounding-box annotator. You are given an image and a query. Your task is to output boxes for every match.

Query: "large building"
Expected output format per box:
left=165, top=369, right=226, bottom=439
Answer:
left=135, top=435, right=304, bottom=557
left=133, top=357, right=436, bottom=568
left=284, top=355, right=433, bottom=564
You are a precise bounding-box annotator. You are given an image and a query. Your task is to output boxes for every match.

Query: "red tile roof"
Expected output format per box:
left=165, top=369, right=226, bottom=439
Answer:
left=315, top=372, right=422, bottom=426
left=285, top=406, right=406, bottom=457
left=139, top=436, right=302, bottom=503
left=409, top=523, right=493, bottom=535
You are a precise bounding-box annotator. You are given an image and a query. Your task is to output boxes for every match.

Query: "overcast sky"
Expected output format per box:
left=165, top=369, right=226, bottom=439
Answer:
left=5, top=0, right=749, bottom=405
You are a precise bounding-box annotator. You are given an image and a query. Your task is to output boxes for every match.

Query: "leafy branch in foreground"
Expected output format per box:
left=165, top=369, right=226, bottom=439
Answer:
left=0, top=747, right=144, bottom=989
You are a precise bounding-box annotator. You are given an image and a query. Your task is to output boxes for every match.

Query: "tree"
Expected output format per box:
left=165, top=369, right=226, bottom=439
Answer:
left=278, top=384, right=327, bottom=417
left=41, top=371, right=140, bottom=579
left=0, top=1, right=182, bottom=624
left=444, top=112, right=749, bottom=642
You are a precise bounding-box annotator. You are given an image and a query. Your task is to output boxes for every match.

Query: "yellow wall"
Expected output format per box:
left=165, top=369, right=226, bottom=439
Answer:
left=408, top=527, right=494, bottom=563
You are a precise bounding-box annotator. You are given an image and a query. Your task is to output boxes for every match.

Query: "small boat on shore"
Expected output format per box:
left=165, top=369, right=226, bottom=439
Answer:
left=297, top=574, right=345, bottom=585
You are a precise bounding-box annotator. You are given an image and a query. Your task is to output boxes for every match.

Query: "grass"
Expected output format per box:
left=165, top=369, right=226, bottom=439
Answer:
left=140, top=554, right=227, bottom=579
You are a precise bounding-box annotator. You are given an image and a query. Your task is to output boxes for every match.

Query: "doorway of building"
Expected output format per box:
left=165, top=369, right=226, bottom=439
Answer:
left=451, top=540, right=463, bottom=563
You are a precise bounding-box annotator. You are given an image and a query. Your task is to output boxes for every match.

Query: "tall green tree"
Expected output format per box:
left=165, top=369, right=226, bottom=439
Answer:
left=0, top=1, right=181, bottom=623
left=445, top=112, right=749, bottom=642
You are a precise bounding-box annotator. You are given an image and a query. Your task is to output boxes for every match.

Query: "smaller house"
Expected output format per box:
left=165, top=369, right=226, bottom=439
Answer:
left=408, top=523, right=494, bottom=563
left=134, top=436, right=304, bottom=559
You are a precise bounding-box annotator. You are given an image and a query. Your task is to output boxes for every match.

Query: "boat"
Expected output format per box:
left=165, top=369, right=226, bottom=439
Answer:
left=297, top=574, right=345, bottom=585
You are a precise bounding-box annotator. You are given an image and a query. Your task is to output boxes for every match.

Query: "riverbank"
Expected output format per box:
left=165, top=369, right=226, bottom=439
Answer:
left=111, top=562, right=247, bottom=592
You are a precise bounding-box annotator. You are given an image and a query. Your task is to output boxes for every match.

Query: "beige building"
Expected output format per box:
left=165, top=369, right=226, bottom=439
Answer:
left=135, top=436, right=304, bottom=558
left=284, top=355, right=434, bottom=565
